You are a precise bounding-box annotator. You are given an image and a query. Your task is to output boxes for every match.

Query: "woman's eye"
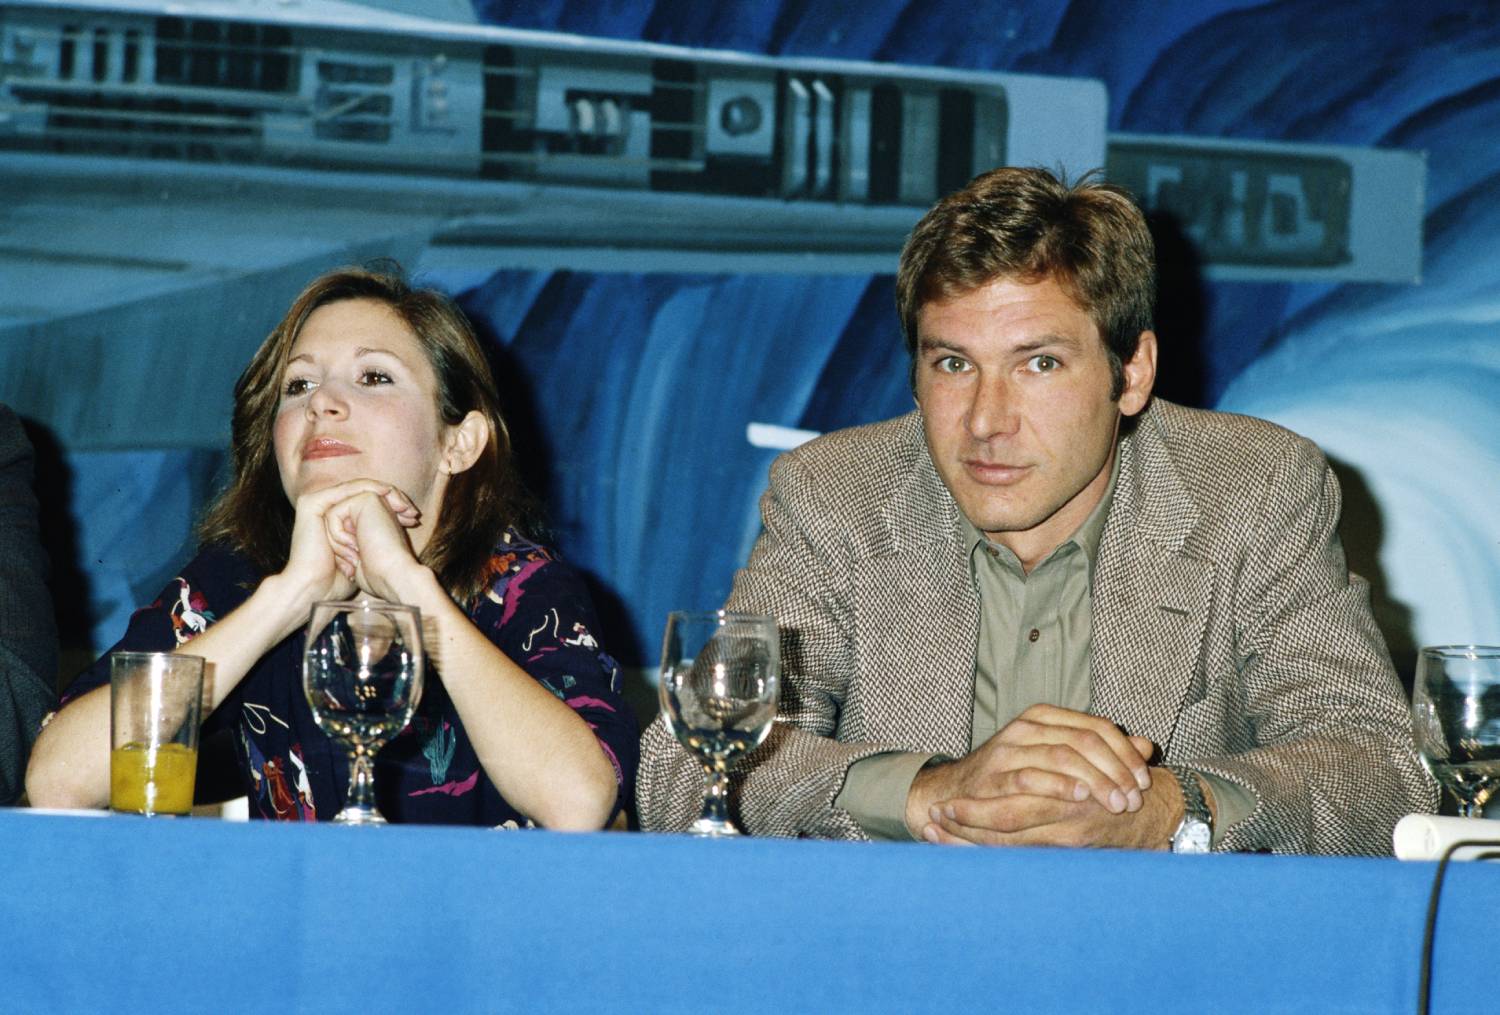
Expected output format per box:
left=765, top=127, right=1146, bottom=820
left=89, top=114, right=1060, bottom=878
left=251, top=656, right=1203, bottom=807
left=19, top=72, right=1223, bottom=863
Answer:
left=283, top=377, right=312, bottom=397
left=1028, top=354, right=1060, bottom=373
left=359, top=370, right=393, bottom=386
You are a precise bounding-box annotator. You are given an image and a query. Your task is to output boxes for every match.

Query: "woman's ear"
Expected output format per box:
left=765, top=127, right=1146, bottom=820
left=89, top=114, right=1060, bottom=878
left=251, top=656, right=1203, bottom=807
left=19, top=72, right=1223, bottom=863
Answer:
left=441, top=411, right=490, bottom=476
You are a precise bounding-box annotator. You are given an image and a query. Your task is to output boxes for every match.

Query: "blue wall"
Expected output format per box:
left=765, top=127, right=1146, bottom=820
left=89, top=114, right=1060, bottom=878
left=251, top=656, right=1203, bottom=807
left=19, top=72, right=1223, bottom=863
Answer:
left=52, top=1, right=1500, bottom=681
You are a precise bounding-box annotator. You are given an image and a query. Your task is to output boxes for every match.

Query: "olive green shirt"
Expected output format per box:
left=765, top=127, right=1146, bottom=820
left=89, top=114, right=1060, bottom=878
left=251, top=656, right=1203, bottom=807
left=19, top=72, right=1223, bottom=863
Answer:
left=835, top=456, right=1256, bottom=843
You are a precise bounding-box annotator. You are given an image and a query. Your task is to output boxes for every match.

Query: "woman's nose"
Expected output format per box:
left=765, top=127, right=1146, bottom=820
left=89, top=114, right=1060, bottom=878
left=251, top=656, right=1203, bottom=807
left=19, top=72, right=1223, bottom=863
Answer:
left=305, top=383, right=349, bottom=419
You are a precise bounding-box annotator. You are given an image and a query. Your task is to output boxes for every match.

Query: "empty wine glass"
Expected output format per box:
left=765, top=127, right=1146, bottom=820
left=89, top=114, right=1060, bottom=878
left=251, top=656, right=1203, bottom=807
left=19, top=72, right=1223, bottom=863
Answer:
left=303, top=599, right=424, bottom=825
left=658, top=610, right=779, bottom=837
left=1412, top=645, right=1500, bottom=818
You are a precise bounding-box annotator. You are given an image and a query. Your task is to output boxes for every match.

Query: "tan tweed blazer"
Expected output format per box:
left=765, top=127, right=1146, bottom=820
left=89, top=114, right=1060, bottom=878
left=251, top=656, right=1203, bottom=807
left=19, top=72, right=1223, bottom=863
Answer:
left=637, top=399, right=1437, bottom=854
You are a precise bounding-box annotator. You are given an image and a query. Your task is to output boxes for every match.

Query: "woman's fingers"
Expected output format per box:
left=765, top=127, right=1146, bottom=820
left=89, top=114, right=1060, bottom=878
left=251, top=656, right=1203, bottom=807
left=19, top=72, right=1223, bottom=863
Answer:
left=379, top=485, right=421, bottom=527
left=315, top=485, right=427, bottom=605
left=293, top=478, right=399, bottom=518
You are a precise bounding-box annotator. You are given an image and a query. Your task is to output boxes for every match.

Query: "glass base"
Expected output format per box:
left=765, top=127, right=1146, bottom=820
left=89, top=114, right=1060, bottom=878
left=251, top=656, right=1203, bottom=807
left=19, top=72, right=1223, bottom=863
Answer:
left=688, top=816, right=741, bottom=837
left=332, top=803, right=388, bottom=825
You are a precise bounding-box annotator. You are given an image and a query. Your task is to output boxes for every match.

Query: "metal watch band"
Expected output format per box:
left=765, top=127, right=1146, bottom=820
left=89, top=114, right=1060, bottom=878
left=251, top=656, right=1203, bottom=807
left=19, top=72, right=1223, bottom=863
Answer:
left=1167, top=765, right=1212, bottom=853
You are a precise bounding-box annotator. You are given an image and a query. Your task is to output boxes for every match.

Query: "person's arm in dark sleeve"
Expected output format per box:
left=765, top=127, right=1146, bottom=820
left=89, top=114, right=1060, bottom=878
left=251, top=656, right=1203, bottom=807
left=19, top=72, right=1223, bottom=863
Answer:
left=0, top=406, right=57, bottom=805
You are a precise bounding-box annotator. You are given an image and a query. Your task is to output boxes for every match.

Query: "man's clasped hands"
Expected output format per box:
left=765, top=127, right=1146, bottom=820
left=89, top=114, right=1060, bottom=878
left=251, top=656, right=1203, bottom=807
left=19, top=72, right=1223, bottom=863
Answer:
left=906, top=703, right=1191, bottom=849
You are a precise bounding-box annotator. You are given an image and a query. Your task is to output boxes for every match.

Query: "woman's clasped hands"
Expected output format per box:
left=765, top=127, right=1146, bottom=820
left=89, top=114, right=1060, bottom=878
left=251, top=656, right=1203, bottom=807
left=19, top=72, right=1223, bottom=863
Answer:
left=284, top=478, right=426, bottom=606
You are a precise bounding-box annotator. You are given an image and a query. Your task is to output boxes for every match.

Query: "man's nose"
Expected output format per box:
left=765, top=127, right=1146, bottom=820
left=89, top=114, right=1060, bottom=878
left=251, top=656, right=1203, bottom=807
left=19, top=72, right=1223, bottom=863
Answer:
left=966, top=376, right=1020, bottom=440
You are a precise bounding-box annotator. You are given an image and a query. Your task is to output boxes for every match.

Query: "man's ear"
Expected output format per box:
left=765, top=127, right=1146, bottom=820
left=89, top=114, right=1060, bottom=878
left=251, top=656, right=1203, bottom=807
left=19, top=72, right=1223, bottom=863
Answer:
left=441, top=411, right=490, bottom=476
left=1118, top=330, right=1157, bottom=418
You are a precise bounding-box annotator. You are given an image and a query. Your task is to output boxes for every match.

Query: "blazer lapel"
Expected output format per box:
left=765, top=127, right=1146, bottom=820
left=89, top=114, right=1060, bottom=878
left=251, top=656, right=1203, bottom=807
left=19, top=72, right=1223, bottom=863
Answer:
left=1089, top=408, right=1216, bottom=752
left=852, top=414, right=976, bottom=757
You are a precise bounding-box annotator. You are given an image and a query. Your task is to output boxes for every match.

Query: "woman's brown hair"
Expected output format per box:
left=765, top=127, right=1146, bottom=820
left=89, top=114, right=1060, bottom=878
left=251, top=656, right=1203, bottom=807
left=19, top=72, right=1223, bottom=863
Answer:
left=197, top=266, right=537, bottom=605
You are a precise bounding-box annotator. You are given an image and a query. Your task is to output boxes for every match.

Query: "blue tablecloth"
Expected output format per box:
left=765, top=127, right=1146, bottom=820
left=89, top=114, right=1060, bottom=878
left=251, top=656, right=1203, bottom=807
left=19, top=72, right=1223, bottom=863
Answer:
left=0, top=810, right=1489, bottom=1013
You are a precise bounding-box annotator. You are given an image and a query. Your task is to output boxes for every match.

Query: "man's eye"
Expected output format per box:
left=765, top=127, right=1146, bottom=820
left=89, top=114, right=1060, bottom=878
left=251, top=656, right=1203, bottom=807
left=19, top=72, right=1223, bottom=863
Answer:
left=1028, top=354, right=1060, bottom=373
left=936, top=355, right=968, bottom=374
left=359, top=370, right=393, bottom=386
left=283, top=377, right=312, bottom=397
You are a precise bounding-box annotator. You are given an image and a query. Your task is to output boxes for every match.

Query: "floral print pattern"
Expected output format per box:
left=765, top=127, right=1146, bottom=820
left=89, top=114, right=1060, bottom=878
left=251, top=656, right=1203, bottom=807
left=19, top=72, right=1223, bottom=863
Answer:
left=65, top=531, right=638, bottom=827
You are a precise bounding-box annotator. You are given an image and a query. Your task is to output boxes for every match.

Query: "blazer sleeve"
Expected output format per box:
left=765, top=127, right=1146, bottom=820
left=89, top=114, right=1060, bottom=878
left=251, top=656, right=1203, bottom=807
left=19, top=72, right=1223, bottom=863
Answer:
left=0, top=407, right=57, bottom=805
left=636, top=451, right=906, bottom=838
left=1181, top=439, right=1437, bottom=854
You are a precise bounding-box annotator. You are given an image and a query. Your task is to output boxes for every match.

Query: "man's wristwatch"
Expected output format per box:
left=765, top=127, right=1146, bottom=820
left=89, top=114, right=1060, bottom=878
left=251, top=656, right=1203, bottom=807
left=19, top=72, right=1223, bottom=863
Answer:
left=1167, top=766, right=1212, bottom=854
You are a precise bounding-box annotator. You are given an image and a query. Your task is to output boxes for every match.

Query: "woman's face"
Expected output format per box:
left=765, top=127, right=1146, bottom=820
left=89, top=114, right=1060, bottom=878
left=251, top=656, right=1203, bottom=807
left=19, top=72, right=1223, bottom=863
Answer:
left=272, top=298, right=457, bottom=525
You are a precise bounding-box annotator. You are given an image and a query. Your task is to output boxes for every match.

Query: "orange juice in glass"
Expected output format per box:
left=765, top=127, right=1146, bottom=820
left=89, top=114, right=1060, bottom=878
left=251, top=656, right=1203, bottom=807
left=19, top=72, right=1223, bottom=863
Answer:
left=109, top=652, right=204, bottom=816
left=110, top=742, right=198, bottom=815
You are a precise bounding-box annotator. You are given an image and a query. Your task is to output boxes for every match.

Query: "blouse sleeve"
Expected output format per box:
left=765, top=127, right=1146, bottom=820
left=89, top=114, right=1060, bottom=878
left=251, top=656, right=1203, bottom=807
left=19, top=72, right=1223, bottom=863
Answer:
left=466, top=540, right=640, bottom=817
left=60, top=545, right=254, bottom=707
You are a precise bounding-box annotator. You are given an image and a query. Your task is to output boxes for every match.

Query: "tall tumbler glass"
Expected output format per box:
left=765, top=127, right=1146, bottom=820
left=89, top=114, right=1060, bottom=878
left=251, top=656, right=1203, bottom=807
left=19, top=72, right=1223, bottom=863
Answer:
left=110, top=652, right=205, bottom=816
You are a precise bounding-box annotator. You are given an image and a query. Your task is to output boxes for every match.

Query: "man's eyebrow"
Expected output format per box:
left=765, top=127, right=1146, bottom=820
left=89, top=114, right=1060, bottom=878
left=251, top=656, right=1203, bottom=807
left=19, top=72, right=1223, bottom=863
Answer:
left=1013, top=333, right=1084, bottom=353
left=918, top=336, right=970, bottom=355
left=917, top=332, right=1084, bottom=356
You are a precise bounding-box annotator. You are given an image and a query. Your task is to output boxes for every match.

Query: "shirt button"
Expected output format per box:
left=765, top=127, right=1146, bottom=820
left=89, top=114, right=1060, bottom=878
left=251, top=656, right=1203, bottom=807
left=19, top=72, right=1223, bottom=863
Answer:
left=1028, top=628, right=1040, bottom=642
left=986, top=546, right=999, bottom=559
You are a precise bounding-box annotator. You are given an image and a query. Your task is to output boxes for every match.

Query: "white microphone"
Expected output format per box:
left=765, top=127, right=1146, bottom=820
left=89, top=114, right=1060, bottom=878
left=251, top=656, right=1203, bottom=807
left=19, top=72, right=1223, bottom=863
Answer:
left=1393, top=814, right=1500, bottom=861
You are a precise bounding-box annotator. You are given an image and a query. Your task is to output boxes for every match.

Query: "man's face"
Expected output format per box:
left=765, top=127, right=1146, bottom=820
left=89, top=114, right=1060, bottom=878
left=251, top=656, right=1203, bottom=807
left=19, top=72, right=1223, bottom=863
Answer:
left=914, top=274, right=1155, bottom=569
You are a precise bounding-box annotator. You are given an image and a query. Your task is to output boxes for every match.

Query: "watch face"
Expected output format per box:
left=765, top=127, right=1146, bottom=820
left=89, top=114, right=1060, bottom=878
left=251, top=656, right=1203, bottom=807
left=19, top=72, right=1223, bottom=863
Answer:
left=1174, top=820, right=1212, bottom=854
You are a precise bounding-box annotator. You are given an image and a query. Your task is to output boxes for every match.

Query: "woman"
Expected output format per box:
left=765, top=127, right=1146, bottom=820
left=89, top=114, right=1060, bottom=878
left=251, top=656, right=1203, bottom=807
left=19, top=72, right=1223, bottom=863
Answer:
left=27, top=268, right=636, bottom=828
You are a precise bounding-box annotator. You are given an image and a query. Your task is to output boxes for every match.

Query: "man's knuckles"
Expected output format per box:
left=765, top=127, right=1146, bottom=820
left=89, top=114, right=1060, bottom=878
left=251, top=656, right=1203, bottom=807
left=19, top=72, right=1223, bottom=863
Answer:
left=951, top=796, right=1055, bottom=834
left=1005, top=767, right=1064, bottom=797
left=1043, top=742, right=1083, bottom=770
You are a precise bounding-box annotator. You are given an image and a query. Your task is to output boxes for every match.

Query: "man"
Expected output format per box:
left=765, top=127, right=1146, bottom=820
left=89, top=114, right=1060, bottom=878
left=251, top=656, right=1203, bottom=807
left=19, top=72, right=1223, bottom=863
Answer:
left=637, top=167, right=1435, bottom=853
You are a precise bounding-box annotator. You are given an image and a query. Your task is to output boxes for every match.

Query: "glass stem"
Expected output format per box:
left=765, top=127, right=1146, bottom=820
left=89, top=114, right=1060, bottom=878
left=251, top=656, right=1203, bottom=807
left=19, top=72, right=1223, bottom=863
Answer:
left=699, top=763, right=730, bottom=826
left=348, top=748, right=376, bottom=813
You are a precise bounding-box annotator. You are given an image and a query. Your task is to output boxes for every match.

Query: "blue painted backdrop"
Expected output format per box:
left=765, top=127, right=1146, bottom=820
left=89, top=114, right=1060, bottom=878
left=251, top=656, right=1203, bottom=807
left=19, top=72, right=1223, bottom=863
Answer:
left=62, top=0, right=1500, bottom=684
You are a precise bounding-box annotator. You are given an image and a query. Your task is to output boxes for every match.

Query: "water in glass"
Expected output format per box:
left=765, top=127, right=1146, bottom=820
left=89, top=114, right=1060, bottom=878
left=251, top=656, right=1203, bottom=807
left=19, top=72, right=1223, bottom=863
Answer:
left=1413, top=645, right=1500, bottom=818
left=303, top=599, right=424, bottom=825
left=658, top=610, right=779, bottom=836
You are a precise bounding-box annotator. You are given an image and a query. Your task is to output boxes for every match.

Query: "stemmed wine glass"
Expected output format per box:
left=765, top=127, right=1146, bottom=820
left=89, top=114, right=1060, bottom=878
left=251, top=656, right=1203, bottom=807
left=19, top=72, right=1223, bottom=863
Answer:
left=1412, top=645, right=1500, bottom=818
left=658, top=610, right=780, bottom=837
left=303, top=599, right=424, bottom=825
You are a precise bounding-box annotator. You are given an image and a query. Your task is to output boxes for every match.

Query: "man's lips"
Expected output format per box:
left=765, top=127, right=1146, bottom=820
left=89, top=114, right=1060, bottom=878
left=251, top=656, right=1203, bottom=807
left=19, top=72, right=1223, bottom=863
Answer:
left=962, top=459, right=1032, bottom=485
left=302, top=437, right=359, bottom=461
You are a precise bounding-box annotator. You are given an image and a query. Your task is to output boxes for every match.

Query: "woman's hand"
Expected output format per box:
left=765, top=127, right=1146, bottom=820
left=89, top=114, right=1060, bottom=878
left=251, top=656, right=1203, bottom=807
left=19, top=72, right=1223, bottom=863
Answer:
left=282, top=479, right=420, bottom=609
left=322, top=485, right=429, bottom=603
left=320, top=492, right=619, bottom=830
left=27, top=480, right=420, bottom=812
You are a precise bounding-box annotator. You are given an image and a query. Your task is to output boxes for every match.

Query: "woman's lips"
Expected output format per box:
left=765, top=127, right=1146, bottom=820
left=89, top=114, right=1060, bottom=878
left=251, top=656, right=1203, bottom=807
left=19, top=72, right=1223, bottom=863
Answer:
left=302, top=437, right=359, bottom=460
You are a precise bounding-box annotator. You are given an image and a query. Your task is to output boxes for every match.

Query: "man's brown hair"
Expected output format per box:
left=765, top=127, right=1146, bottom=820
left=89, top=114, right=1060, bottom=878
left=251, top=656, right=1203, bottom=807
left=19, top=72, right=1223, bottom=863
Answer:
left=895, top=166, right=1156, bottom=398
left=197, top=266, right=537, bottom=605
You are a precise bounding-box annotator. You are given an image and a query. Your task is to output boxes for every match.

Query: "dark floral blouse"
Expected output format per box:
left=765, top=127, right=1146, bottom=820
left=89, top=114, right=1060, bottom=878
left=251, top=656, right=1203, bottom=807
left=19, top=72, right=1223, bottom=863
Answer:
left=65, top=530, right=638, bottom=827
